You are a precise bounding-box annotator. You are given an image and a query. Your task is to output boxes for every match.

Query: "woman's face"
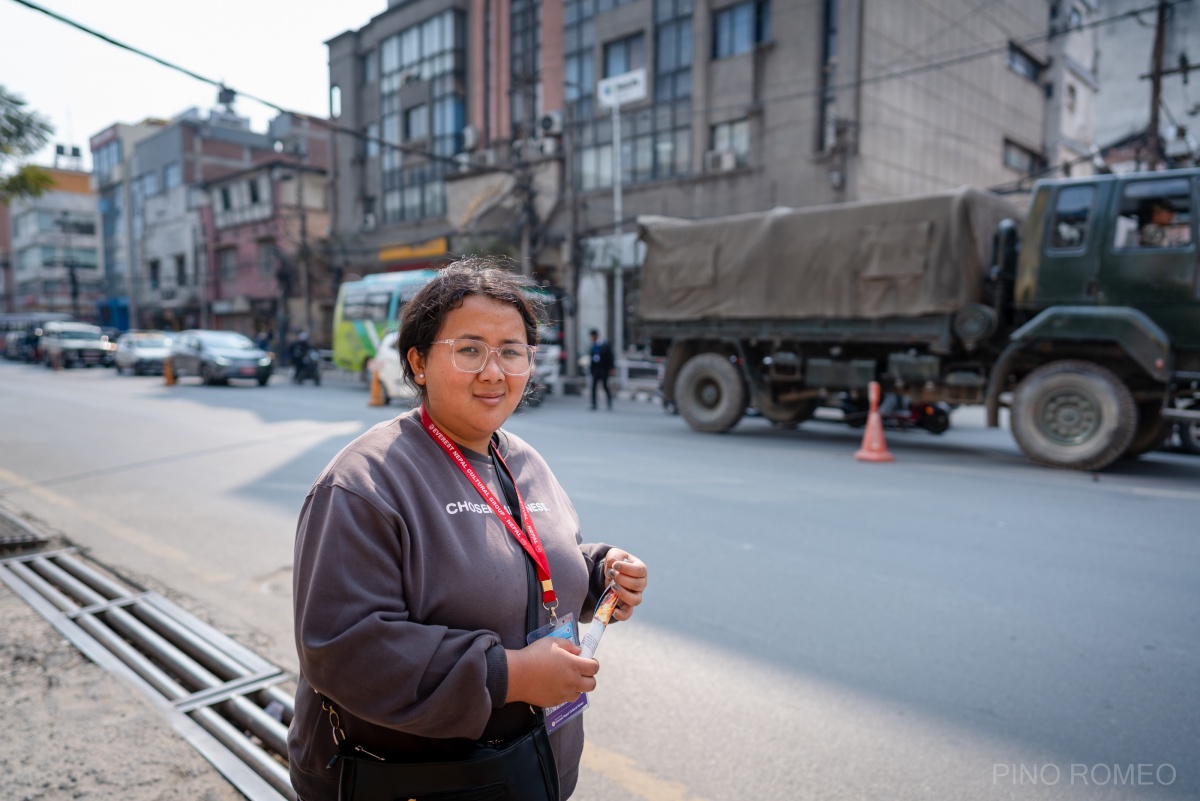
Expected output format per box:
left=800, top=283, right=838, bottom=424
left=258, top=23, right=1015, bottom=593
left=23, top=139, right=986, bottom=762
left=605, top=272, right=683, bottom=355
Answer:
left=407, top=294, right=531, bottom=453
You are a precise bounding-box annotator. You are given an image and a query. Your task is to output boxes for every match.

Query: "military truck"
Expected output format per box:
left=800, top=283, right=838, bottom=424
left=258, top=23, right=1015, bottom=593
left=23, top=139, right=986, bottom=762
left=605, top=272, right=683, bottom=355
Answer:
left=635, top=170, right=1200, bottom=471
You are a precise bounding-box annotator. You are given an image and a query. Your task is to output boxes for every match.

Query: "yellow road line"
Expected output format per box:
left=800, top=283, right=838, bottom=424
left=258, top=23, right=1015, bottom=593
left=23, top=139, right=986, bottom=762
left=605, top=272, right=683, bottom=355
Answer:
left=0, top=464, right=232, bottom=583
left=581, top=740, right=711, bottom=801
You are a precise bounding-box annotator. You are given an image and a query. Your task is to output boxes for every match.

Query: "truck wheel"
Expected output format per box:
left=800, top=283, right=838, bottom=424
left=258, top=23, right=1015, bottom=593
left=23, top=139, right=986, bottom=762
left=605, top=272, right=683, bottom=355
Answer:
left=1123, top=403, right=1169, bottom=459
left=1011, top=360, right=1135, bottom=471
left=1180, top=421, right=1200, bottom=454
left=675, top=353, right=746, bottom=433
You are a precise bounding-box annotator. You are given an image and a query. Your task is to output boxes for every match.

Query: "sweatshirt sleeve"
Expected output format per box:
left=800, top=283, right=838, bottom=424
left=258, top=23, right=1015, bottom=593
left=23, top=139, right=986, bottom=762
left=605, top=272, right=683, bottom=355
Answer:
left=577, top=542, right=613, bottom=622
left=294, top=482, right=502, bottom=739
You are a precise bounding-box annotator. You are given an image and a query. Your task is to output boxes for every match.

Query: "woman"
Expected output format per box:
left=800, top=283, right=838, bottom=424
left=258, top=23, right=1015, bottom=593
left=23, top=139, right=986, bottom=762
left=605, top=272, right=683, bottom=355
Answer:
left=288, top=258, right=647, bottom=800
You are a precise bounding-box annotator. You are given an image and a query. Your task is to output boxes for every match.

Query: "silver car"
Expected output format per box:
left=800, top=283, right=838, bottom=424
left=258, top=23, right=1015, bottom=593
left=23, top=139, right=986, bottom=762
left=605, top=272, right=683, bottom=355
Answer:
left=114, top=332, right=173, bottom=376
left=169, top=330, right=274, bottom=386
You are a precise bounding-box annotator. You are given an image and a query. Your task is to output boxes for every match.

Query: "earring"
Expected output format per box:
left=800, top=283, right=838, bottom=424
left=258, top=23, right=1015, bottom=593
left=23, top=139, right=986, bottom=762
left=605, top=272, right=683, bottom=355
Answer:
left=417, top=373, right=424, bottom=378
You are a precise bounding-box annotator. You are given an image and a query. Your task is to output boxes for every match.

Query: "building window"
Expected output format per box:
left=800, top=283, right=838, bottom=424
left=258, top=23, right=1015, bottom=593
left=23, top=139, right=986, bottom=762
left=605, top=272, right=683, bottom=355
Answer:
left=1007, top=43, right=1043, bottom=82
left=570, top=0, right=692, bottom=189
left=175, top=254, right=187, bottom=286
left=1049, top=185, right=1095, bottom=250
left=378, top=9, right=464, bottom=222
left=257, top=240, right=276, bottom=277
left=220, top=187, right=232, bottom=211
left=164, top=162, right=182, bottom=190
left=511, top=0, right=541, bottom=137
left=248, top=178, right=260, bottom=205
left=405, top=104, right=429, bottom=140
left=331, top=85, right=342, bottom=118
left=148, top=259, right=161, bottom=291
left=711, top=119, right=751, bottom=166
left=713, top=0, right=771, bottom=60
left=604, top=33, right=645, bottom=78
left=1002, top=139, right=1046, bottom=176
left=362, top=49, right=378, bottom=84
left=365, top=123, right=379, bottom=159
left=219, top=248, right=237, bottom=283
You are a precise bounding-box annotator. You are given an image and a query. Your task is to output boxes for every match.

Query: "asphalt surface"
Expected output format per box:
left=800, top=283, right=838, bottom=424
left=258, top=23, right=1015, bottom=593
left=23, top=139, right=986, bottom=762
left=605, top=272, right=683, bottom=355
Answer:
left=1, top=359, right=1198, bottom=801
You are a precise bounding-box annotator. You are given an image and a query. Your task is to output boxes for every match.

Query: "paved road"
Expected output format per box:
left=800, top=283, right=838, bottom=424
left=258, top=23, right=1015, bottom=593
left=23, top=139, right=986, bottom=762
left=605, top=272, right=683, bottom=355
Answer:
left=1, top=359, right=1197, bottom=800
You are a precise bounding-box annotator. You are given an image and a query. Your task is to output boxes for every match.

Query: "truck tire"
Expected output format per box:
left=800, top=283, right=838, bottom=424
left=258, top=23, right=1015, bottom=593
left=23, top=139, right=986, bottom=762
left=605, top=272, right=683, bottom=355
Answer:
left=1122, top=402, right=1169, bottom=459
left=1011, top=360, right=1136, bottom=471
left=675, top=353, right=746, bottom=433
left=1180, top=421, right=1200, bottom=454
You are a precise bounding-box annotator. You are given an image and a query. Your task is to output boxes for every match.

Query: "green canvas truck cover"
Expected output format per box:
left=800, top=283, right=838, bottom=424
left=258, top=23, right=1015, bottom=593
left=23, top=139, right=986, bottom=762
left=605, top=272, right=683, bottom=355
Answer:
left=637, top=187, right=1020, bottom=321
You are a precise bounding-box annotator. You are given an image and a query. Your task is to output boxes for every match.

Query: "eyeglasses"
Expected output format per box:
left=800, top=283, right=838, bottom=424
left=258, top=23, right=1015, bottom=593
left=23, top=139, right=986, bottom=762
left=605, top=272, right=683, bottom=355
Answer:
left=431, top=339, right=537, bottom=376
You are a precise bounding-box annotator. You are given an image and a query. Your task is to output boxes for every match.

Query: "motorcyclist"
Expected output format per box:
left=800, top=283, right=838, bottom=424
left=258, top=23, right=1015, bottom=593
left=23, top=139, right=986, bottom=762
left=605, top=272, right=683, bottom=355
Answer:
left=290, top=331, right=321, bottom=384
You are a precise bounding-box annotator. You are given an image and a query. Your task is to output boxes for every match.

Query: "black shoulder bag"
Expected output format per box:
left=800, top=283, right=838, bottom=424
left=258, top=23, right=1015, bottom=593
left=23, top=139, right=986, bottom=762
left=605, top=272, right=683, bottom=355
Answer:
left=324, top=444, right=560, bottom=801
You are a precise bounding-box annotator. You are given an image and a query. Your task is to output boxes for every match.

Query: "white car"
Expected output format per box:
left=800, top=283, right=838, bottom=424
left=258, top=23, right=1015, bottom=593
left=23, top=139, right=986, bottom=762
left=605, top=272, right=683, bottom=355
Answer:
left=40, top=321, right=109, bottom=368
left=114, top=331, right=173, bottom=375
left=369, top=331, right=418, bottom=405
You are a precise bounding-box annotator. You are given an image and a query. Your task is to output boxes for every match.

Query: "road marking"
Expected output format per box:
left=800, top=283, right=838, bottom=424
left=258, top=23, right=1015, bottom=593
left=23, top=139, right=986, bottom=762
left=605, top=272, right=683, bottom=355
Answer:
left=581, top=741, right=711, bottom=801
left=0, top=464, right=232, bottom=583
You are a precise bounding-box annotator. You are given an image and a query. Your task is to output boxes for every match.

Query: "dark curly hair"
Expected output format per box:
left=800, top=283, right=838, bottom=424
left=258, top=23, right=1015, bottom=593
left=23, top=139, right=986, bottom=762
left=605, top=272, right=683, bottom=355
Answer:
left=396, top=256, right=543, bottom=398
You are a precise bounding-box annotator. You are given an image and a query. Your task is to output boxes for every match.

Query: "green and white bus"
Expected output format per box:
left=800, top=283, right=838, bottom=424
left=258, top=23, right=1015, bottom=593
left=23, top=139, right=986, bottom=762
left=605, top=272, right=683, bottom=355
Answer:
left=331, top=270, right=439, bottom=378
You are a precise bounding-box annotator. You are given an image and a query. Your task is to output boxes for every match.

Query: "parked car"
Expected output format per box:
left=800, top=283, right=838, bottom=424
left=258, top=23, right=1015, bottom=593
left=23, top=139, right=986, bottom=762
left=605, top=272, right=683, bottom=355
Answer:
left=368, top=331, right=417, bottom=405
left=40, top=321, right=109, bottom=368
left=114, top=331, right=173, bottom=375
left=4, top=331, right=24, bottom=360
left=169, top=329, right=274, bottom=386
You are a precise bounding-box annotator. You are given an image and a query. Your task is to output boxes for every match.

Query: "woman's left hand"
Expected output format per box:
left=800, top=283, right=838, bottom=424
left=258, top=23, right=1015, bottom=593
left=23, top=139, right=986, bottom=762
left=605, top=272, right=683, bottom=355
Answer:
left=603, top=549, right=647, bottom=622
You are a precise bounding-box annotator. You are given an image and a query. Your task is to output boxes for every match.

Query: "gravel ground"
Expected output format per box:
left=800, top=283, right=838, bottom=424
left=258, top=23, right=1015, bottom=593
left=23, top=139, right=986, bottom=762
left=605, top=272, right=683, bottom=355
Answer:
left=0, top=504, right=244, bottom=801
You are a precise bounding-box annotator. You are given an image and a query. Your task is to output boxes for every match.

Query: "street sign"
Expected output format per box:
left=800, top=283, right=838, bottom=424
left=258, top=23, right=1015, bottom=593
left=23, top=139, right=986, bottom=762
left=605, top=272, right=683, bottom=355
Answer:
left=597, top=68, right=647, bottom=109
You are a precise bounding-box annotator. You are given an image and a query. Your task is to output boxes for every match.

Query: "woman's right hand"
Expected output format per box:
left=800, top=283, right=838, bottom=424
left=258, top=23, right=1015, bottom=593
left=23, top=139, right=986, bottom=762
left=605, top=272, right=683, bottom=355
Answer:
left=504, top=636, right=598, bottom=708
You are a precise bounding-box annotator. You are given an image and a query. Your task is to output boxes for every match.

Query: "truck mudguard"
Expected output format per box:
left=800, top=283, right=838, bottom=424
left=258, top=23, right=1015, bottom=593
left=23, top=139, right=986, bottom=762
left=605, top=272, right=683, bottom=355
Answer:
left=984, top=307, right=1171, bottom=428
left=1010, top=306, right=1171, bottom=382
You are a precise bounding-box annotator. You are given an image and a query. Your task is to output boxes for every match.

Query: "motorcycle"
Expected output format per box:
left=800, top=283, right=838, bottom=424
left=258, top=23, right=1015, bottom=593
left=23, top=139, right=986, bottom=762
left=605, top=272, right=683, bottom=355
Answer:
left=293, top=347, right=322, bottom=385
left=522, top=344, right=562, bottom=408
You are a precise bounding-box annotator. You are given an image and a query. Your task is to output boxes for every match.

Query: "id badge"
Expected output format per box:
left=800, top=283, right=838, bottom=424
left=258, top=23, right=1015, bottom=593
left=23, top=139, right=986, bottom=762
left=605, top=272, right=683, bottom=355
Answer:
left=526, top=613, right=589, bottom=731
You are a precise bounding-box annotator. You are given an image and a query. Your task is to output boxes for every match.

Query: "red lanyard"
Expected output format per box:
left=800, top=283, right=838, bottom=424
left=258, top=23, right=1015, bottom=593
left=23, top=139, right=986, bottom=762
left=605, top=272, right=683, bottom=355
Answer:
left=420, top=406, right=557, bottom=609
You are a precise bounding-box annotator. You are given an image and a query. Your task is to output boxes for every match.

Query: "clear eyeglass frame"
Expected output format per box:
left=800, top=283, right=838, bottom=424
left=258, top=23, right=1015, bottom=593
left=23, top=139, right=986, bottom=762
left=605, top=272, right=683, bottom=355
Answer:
left=430, top=338, right=537, bottom=376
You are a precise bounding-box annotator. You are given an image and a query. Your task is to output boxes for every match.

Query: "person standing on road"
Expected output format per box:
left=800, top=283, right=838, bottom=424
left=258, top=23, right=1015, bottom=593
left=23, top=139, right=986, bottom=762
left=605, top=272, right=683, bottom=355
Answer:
left=588, top=328, right=614, bottom=411
left=288, top=258, right=648, bottom=801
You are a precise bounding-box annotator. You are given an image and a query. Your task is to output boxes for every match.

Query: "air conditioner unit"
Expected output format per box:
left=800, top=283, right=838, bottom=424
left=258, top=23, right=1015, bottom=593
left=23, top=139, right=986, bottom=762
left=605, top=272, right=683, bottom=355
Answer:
left=705, top=150, right=737, bottom=172
left=538, top=111, right=564, bottom=136
left=453, top=152, right=472, bottom=172
left=471, top=148, right=496, bottom=167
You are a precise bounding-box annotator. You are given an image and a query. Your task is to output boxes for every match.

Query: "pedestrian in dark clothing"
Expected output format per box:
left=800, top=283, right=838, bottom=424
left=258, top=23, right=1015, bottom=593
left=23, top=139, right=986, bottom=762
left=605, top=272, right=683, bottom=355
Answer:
left=588, top=329, right=614, bottom=410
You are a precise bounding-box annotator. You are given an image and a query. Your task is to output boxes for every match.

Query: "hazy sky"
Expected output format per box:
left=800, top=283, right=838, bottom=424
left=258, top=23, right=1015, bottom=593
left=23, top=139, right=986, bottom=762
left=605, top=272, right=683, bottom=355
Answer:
left=0, top=0, right=388, bottom=169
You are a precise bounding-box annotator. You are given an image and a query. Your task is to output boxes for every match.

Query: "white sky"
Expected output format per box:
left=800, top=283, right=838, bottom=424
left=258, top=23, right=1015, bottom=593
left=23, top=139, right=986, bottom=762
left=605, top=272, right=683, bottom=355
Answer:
left=0, top=0, right=388, bottom=170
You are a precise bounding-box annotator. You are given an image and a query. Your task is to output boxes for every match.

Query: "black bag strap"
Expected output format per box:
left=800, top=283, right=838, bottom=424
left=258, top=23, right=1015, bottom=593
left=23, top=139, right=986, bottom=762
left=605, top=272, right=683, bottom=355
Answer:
left=490, top=436, right=540, bottom=637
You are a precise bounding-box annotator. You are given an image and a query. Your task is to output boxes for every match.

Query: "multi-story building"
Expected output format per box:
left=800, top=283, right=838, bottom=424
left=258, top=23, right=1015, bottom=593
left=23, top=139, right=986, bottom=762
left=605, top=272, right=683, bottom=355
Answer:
left=90, top=106, right=328, bottom=332
left=4, top=168, right=102, bottom=318
left=200, top=158, right=331, bottom=347
left=89, top=119, right=166, bottom=328
left=328, top=0, right=1098, bottom=361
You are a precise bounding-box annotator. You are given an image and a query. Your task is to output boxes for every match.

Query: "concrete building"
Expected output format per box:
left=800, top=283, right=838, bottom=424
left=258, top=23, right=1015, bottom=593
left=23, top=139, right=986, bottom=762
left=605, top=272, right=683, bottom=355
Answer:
left=328, top=0, right=1098, bottom=363
left=89, top=119, right=166, bottom=328
left=200, top=160, right=331, bottom=347
left=89, top=106, right=329, bottom=332
left=3, top=168, right=102, bottom=318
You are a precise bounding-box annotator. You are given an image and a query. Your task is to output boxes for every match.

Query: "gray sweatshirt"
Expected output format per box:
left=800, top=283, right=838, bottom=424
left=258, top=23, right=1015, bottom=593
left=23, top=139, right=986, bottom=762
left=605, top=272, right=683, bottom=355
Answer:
left=288, top=408, right=611, bottom=800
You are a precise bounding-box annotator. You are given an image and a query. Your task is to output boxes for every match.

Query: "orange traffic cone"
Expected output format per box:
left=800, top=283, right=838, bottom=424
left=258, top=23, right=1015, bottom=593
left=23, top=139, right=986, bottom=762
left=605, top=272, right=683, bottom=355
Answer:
left=855, top=381, right=895, bottom=462
left=163, top=358, right=176, bottom=386
left=368, top=370, right=385, bottom=407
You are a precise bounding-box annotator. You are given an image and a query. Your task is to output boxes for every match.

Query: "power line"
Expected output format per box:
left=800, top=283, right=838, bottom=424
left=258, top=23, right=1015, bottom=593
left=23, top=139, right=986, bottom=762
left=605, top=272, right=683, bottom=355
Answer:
left=6, top=0, right=512, bottom=175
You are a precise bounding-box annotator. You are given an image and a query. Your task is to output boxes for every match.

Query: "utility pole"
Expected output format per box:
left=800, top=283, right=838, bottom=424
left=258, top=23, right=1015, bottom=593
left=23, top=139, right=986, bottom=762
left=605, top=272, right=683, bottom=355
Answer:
left=1147, top=0, right=1168, bottom=170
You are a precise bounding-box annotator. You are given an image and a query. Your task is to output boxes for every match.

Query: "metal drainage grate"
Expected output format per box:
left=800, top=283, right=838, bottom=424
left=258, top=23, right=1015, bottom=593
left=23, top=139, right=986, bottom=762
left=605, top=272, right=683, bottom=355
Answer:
left=0, top=547, right=297, bottom=801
